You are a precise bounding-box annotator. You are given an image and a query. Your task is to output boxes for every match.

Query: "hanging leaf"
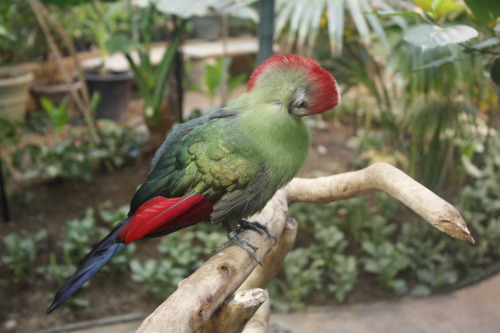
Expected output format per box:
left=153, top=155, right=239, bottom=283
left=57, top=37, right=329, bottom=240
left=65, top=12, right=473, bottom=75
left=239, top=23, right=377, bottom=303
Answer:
left=403, top=24, right=478, bottom=51
left=0, top=25, right=16, bottom=41
left=414, top=0, right=464, bottom=18
left=470, top=37, right=500, bottom=50
left=106, top=34, right=137, bottom=54
left=416, top=55, right=457, bottom=70
left=368, top=11, right=420, bottom=17
left=464, top=0, right=500, bottom=25
left=491, top=58, right=500, bottom=87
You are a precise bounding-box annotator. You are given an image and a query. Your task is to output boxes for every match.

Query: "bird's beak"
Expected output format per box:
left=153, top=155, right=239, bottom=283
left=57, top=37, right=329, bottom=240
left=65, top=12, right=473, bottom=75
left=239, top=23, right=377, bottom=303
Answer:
left=290, top=109, right=310, bottom=117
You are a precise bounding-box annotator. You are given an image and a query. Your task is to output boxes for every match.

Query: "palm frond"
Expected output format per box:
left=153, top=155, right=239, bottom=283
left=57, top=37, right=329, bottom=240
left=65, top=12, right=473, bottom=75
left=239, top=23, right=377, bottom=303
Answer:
left=275, top=0, right=405, bottom=56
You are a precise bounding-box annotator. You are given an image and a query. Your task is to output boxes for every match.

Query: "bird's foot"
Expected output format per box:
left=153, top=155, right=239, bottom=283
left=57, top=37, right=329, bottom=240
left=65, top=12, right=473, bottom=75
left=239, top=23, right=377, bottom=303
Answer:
left=213, top=219, right=277, bottom=265
left=238, top=219, right=278, bottom=245
left=213, top=234, right=262, bottom=265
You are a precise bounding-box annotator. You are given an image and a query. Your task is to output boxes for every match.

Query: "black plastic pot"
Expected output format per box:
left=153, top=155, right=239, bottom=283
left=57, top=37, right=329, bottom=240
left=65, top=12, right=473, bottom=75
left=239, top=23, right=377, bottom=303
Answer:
left=192, top=15, right=222, bottom=41
left=84, top=70, right=133, bottom=121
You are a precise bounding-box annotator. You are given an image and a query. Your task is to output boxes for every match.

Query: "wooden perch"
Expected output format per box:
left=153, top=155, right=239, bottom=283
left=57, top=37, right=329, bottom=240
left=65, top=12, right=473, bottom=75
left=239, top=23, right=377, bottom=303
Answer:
left=136, top=162, right=474, bottom=332
left=197, top=288, right=267, bottom=333
left=241, top=291, right=271, bottom=333
left=287, top=162, right=474, bottom=244
left=198, top=219, right=298, bottom=332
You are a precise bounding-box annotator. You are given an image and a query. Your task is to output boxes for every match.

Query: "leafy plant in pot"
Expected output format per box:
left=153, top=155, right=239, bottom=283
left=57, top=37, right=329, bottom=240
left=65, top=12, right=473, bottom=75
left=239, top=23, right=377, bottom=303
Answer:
left=80, top=0, right=134, bottom=122
left=29, top=56, right=82, bottom=120
left=105, top=0, right=254, bottom=148
left=103, top=0, right=187, bottom=148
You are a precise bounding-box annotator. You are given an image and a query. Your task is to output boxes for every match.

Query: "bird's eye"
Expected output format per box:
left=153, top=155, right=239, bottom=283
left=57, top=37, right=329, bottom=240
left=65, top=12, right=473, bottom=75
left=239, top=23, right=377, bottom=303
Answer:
left=296, top=100, right=307, bottom=108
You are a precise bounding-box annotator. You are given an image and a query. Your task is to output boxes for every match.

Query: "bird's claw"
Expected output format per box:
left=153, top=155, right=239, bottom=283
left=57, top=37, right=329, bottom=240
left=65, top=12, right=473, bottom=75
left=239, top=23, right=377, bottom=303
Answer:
left=238, top=219, right=278, bottom=245
left=213, top=219, right=277, bottom=265
left=213, top=235, right=262, bottom=265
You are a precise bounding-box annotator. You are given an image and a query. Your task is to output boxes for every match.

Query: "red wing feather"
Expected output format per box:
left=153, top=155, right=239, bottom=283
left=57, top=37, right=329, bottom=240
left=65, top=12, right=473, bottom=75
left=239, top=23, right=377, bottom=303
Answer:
left=119, top=194, right=213, bottom=243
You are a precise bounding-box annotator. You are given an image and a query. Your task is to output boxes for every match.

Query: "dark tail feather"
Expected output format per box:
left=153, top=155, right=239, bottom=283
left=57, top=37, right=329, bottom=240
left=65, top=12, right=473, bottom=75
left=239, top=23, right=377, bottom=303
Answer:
left=46, top=218, right=129, bottom=314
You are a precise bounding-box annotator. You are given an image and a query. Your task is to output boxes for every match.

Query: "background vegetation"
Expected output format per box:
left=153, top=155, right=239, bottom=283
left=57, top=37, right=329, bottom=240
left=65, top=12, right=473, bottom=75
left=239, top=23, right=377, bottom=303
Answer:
left=1, top=0, right=500, bottom=324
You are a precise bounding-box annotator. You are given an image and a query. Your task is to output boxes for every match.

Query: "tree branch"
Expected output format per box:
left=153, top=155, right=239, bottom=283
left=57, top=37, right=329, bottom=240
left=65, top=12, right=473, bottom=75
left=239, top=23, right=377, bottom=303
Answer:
left=197, top=288, right=267, bottom=333
left=286, top=162, right=474, bottom=243
left=136, top=162, right=474, bottom=332
left=241, top=291, right=270, bottom=333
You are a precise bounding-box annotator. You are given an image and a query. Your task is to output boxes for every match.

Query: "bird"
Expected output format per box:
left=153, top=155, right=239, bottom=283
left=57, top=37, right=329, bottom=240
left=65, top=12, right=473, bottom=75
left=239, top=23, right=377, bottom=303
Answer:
left=46, top=54, right=340, bottom=314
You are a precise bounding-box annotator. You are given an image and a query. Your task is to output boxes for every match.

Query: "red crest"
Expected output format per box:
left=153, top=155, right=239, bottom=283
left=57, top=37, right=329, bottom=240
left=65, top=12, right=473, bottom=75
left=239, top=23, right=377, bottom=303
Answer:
left=247, top=55, right=340, bottom=114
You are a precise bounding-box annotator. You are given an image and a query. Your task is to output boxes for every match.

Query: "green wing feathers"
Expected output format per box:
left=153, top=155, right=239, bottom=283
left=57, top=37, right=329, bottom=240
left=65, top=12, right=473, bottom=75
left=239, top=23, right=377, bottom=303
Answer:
left=129, top=111, right=262, bottom=216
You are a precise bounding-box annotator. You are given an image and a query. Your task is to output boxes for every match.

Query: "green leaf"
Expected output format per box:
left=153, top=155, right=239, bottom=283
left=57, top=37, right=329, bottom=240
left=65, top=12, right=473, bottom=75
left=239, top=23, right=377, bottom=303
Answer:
left=90, top=91, right=101, bottom=112
left=40, top=97, right=55, bottom=114
left=106, top=34, right=134, bottom=54
left=390, top=279, right=408, bottom=294
left=415, top=0, right=463, bottom=18
left=431, top=0, right=445, bottom=13
left=367, top=11, right=420, bottom=17
left=416, top=55, right=457, bottom=70
left=410, top=284, right=432, bottom=297
left=71, top=297, right=90, bottom=308
left=461, top=155, right=482, bottom=178
left=403, top=24, right=478, bottom=51
left=490, top=58, right=500, bottom=87
left=0, top=25, right=16, bottom=41
left=464, top=0, right=500, bottom=25
left=470, top=37, right=500, bottom=50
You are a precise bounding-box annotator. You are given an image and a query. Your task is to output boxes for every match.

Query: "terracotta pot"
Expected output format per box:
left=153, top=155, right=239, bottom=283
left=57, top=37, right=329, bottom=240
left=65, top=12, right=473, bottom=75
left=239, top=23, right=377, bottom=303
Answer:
left=0, top=68, right=34, bottom=120
left=30, top=80, right=82, bottom=114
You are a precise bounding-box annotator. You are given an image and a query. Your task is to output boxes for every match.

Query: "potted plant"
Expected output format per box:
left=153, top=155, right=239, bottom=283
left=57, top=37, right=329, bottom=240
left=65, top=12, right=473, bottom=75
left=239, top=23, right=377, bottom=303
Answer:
left=79, top=1, right=134, bottom=122
left=29, top=57, right=82, bottom=118
left=101, top=0, right=186, bottom=147
left=0, top=68, right=34, bottom=120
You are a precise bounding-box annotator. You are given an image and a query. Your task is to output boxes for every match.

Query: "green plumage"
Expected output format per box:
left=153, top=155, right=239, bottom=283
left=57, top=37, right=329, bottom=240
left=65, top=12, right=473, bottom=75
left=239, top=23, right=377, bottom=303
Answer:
left=129, top=78, right=312, bottom=224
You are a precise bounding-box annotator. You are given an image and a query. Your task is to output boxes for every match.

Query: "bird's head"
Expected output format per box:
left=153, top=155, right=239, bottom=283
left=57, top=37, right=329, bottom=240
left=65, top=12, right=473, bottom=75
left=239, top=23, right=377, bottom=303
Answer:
left=247, top=54, right=340, bottom=116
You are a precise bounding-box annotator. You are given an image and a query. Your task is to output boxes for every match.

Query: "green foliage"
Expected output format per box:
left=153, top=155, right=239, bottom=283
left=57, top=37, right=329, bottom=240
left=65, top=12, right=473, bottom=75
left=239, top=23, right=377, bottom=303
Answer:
left=274, top=149, right=500, bottom=309
left=269, top=248, right=324, bottom=312
left=1, top=230, right=48, bottom=284
left=130, top=224, right=226, bottom=300
left=0, top=114, right=19, bottom=145
left=61, top=208, right=100, bottom=262
left=191, top=57, right=247, bottom=111
left=87, top=0, right=187, bottom=125
left=491, top=58, right=500, bottom=87
left=40, top=96, right=70, bottom=135
left=0, top=1, right=47, bottom=64
left=41, top=0, right=90, bottom=7
left=413, top=0, right=464, bottom=19
left=337, top=0, right=497, bottom=191
left=464, top=0, right=500, bottom=24
left=403, top=24, right=478, bottom=51
left=270, top=202, right=359, bottom=311
left=274, top=0, right=405, bottom=56
left=9, top=121, right=149, bottom=181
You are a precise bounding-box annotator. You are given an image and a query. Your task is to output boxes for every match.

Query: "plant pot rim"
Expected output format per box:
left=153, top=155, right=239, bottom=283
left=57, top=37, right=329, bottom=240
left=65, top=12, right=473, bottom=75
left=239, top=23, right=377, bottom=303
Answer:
left=84, top=70, right=134, bottom=81
left=0, top=68, right=34, bottom=86
left=31, top=80, right=82, bottom=93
